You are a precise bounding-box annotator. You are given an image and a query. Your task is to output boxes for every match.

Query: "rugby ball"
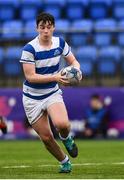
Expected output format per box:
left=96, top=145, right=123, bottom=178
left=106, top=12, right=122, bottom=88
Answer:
left=61, top=66, right=82, bottom=85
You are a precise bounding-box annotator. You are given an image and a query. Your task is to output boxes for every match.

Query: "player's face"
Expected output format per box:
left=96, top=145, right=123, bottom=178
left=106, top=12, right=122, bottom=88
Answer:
left=37, top=21, right=55, bottom=40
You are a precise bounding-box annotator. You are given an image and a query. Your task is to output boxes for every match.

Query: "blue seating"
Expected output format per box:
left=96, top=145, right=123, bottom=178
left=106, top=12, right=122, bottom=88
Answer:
left=54, top=19, right=70, bottom=38
left=0, top=0, right=20, bottom=7
left=80, top=61, right=94, bottom=76
left=113, top=0, right=124, bottom=3
left=67, top=0, right=89, bottom=6
left=0, top=48, right=4, bottom=65
left=4, top=47, right=22, bottom=76
left=89, top=0, right=111, bottom=19
left=71, top=20, right=93, bottom=32
left=21, top=0, right=42, bottom=8
left=99, top=46, right=121, bottom=62
left=117, top=20, right=124, bottom=46
left=0, top=0, right=20, bottom=21
left=44, top=0, right=66, bottom=7
left=117, top=33, right=124, bottom=46
left=76, top=46, right=97, bottom=62
left=113, top=0, right=124, bottom=19
left=94, top=33, right=111, bottom=46
left=94, top=19, right=116, bottom=46
left=24, top=20, right=37, bottom=39
left=97, top=46, right=121, bottom=76
left=44, top=5, right=62, bottom=19
left=0, top=47, right=4, bottom=73
left=2, top=21, right=23, bottom=40
left=4, top=62, right=22, bottom=76
left=95, top=19, right=116, bottom=31
left=118, top=20, right=124, bottom=30
left=6, top=46, right=22, bottom=60
left=0, top=6, right=15, bottom=21
left=90, top=0, right=112, bottom=6
left=55, top=19, right=70, bottom=30
left=20, top=6, right=38, bottom=20
left=97, top=61, right=116, bottom=75
left=66, top=1, right=84, bottom=20
left=70, top=20, right=93, bottom=47
left=43, top=0, right=65, bottom=19
left=113, top=6, right=124, bottom=19
left=121, top=60, right=124, bottom=74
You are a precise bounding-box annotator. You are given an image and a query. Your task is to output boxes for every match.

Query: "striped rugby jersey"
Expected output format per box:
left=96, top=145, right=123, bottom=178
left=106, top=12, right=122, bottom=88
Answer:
left=20, top=36, right=71, bottom=100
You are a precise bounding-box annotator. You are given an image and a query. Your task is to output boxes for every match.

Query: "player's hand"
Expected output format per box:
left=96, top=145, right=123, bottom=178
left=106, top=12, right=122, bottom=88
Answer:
left=70, top=66, right=83, bottom=81
left=78, top=69, right=83, bottom=81
left=54, top=72, right=70, bottom=86
left=74, top=67, right=83, bottom=81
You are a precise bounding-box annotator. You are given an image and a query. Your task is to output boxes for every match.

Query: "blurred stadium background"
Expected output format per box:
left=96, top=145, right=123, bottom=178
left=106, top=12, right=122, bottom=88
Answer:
left=0, top=0, right=124, bottom=140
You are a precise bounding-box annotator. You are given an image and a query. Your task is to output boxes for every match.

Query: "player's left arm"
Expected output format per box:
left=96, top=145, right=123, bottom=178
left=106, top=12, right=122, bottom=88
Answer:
left=64, top=53, right=80, bottom=70
left=61, top=39, right=80, bottom=70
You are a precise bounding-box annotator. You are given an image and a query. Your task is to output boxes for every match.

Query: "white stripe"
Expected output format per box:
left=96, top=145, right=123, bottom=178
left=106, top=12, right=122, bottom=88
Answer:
left=63, top=42, right=70, bottom=56
left=23, top=84, right=59, bottom=96
left=36, top=56, right=60, bottom=68
left=2, top=162, right=124, bottom=169
left=21, top=51, right=34, bottom=62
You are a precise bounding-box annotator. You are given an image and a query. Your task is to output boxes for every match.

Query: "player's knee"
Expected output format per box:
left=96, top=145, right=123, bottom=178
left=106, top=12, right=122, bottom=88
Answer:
left=57, top=122, right=70, bottom=131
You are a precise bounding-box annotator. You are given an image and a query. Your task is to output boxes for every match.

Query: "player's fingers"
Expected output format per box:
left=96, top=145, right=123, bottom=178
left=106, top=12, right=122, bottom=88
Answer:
left=79, top=74, right=82, bottom=81
left=61, top=78, right=70, bottom=82
left=61, top=81, right=70, bottom=85
left=61, top=77, right=68, bottom=80
left=60, top=79, right=70, bottom=86
left=61, top=82, right=70, bottom=86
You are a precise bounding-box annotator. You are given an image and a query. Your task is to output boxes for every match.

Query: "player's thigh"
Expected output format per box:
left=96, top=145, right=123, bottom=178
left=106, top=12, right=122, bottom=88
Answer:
left=47, top=102, right=70, bottom=129
left=32, top=111, right=53, bottom=141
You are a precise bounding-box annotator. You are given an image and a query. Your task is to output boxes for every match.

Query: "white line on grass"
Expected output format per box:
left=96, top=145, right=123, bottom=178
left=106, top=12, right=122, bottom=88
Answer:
left=2, top=162, right=124, bottom=169
left=112, top=162, right=124, bottom=165
left=3, top=165, right=31, bottom=168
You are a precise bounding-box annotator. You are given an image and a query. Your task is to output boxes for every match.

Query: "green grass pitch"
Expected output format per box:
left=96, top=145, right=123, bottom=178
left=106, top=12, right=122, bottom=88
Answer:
left=0, top=139, right=124, bottom=179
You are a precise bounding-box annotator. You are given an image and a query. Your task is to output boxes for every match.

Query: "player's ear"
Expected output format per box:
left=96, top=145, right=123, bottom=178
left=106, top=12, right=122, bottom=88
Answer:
left=36, top=26, right=39, bottom=33
left=53, top=26, right=55, bottom=31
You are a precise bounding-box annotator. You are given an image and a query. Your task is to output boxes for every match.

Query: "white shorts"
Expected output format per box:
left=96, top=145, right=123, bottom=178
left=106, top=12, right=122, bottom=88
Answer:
left=23, top=91, right=64, bottom=125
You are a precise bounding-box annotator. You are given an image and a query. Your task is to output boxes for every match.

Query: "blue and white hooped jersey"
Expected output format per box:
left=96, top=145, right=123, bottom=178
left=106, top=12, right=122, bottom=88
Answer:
left=20, top=36, right=71, bottom=100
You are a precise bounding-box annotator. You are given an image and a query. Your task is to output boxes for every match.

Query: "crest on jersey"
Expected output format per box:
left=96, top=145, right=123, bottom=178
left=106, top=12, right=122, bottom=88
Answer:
left=54, top=49, right=61, bottom=56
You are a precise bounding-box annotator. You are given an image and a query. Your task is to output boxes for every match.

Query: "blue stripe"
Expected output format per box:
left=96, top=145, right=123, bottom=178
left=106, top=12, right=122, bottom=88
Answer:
left=36, top=63, right=59, bottom=74
left=23, top=89, right=59, bottom=100
left=24, top=80, right=57, bottom=89
left=23, top=44, right=35, bottom=55
left=59, top=37, right=65, bottom=50
left=35, top=47, right=62, bottom=60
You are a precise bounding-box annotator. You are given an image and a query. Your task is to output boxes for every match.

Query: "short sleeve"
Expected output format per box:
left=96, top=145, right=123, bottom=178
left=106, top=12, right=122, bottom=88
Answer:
left=20, top=44, right=35, bottom=64
left=59, top=38, right=71, bottom=57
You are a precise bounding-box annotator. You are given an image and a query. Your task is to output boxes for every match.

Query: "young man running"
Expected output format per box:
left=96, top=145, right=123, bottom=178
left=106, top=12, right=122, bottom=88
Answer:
left=20, top=12, right=82, bottom=173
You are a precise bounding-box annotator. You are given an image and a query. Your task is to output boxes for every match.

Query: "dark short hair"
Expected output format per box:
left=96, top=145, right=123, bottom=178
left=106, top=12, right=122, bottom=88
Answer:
left=36, top=12, right=55, bottom=27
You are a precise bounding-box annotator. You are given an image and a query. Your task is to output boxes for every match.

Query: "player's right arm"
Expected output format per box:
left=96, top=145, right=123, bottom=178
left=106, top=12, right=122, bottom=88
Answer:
left=22, top=63, right=69, bottom=85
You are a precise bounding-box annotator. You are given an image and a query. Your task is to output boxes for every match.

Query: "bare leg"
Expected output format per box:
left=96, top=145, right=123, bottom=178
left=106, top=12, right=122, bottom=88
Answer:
left=32, top=111, right=66, bottom=162
left=48, top=102, right=78, bottom=158
left=47, top=102, right=71, bottom=138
